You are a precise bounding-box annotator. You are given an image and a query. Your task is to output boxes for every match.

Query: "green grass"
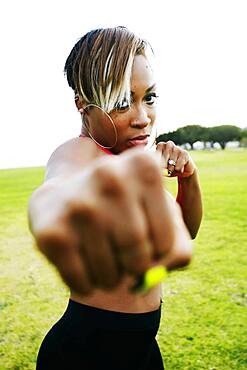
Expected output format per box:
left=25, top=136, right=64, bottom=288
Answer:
left=0, top=150, right=247, bottom=369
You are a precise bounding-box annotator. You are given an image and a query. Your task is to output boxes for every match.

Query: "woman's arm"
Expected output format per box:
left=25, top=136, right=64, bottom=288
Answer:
left=156, top=141, right=203, bottom=239
left=176, top=169, right=202, bottom=239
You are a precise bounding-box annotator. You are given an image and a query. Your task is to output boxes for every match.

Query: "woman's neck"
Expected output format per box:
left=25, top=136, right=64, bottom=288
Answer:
left=81, top=125, right=88, bottom=136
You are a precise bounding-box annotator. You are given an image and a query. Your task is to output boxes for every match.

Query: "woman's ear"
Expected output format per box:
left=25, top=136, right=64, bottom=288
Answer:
left=74, top=95, right=86, bottom=113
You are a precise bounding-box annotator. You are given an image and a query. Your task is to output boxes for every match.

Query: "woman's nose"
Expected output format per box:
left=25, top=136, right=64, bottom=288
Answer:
left=130, top=105, right=151, bottom=129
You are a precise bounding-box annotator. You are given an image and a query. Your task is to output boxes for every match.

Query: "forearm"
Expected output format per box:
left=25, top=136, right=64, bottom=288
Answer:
left=176, top=169, right=203, bottom=239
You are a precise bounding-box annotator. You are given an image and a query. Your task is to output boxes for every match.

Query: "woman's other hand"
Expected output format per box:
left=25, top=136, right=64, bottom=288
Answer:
left=156, top=141, right=196, bottom=178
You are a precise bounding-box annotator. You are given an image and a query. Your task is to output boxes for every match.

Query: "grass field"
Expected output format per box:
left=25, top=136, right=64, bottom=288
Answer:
left=0, top=149, right=247, bottom=369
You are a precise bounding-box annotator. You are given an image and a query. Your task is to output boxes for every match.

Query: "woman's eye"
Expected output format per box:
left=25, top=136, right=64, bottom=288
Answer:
left=115, top=100, right=130, bottom=112
left=145, top=93, right=159, bottom=105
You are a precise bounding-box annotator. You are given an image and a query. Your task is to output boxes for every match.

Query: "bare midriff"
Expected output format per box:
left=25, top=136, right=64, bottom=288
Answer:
left=71, top=275, right=162, bottom=313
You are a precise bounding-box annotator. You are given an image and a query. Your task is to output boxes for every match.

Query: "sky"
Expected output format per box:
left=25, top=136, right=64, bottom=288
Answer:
left=0, top=0, right=247, bottom=169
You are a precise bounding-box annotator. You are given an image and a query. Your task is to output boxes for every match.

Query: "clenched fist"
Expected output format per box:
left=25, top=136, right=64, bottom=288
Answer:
left=29, top=148, right=192, bottom=296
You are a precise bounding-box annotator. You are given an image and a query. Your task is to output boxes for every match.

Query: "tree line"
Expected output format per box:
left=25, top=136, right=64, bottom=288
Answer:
left=156, top=125, right=247, bottom=150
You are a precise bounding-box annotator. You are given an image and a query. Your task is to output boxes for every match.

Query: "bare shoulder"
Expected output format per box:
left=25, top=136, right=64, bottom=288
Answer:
left=45, top=137, right=104, bottom=180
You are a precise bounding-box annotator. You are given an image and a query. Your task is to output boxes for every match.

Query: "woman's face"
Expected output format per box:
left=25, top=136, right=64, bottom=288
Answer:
left=82, top=54, right=157, bottom=154
left=110, top=54, right=157, bottom=154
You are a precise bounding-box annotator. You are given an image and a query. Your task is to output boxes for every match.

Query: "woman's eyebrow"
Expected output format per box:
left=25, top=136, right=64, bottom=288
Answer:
left=130, top=84, right=157, bottom=96
left=146, top=83, right=156, bottom=93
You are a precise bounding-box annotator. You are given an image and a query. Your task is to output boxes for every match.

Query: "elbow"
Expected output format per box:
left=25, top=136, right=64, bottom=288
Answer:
left=190, top=229, right=198, bottom=240
left=189, top=219, right=203, bottom=239
left=186, top=215, right=203, bottom=240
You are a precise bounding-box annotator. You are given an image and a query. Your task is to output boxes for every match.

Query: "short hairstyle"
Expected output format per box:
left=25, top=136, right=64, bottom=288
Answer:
left=64, top=26, right=151, bottom=112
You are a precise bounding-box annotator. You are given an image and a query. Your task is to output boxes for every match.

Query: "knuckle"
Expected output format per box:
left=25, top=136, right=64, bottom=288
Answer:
left=118, top=226, right=146, bottom=249
left=95, top=166, right=124, bottom=197
left=120, top=233, right=151, bottom=274
left=66, top=198, right=82, bottom=214
left=94, top=164, right=117, bottom=182
left=36, top=228, right=69, bottom=260
left=131, top=153, right=160, bottom=185
left=156, top=142, right=165, bottom=149
left=68, top=200, right=98, bottom=224
left=166, top=140, right=175, bottom=148
left=141, top=165, right=160, bottom=185
left=128, top=150, right=145, bottom=163
left=186, top=154, right=191, bottom=163
left=130, top=228, right=147, bottom=246
left=63, top=273, right=93, bottom=296
left=124, top=253, right=150, bottom=275
left=93, top=164, right=110, bottom=179
left=180, top=149, right=187, bottom=158
left=36, top=229, right=62, bottom=248
left=101, top=178, right=124, bottom=198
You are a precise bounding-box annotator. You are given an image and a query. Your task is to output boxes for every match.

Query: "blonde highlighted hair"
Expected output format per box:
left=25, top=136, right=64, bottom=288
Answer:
left=64, top=26, right=151, bottom=112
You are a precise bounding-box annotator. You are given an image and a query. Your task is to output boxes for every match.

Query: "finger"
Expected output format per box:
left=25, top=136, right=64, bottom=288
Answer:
left=70, top=207, right=121, bottom=290
left=156, top=142, right=170, bottom=167
left=127, top=155, right=176, bottom=259
left=161, top=142, right=171, bottom=165
left=155, top=143, right=167, bottom=168
left=167, top=155, right=178, bottom=176
left=160, top=205, right=192, bottom=270
left=92, top=160, right=153, bottom=276
left=37, top=227, right=93, bottom=295
left=143, top=187, right=176, bottom=259
left=156, top=142, right=177, bottom=176
left=160, top=141, right=178, bottom=175
left=183, top=154, right=196, bottom=176
left=173, top=155, right=186, bottom=174
left=78, top=223, right=122, bottom=289
left=175, top=153, right=195, bottom=177
left=111, top=203, right=152, bottom=276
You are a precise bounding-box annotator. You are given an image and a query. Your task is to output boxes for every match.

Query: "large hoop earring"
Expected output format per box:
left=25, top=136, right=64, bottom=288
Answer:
left=83, top=104, right=118, bottom=150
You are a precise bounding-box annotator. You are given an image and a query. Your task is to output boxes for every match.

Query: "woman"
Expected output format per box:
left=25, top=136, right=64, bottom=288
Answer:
left=29, top=26, right=202, bottom=369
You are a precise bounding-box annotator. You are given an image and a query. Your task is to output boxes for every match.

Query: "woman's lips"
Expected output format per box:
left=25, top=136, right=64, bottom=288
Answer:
left=127, top=135, right=149, bottom=147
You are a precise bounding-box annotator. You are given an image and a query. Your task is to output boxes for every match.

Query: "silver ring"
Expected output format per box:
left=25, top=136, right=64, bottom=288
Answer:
left=168, top=159, right=176, bottom=166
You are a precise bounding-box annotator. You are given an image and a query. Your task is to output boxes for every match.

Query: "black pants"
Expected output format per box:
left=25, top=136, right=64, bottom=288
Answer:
left=36, top=299, right=164, bottom=370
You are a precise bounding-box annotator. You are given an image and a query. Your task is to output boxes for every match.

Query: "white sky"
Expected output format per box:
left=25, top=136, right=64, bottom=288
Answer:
left=0, top=0, right=247, bottom=169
